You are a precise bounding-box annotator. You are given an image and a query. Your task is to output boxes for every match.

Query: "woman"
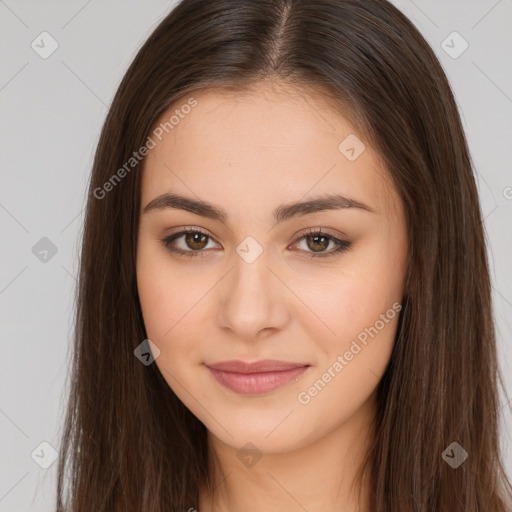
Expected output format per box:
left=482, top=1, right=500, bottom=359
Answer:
left=56, top=0, right=512, bottom=510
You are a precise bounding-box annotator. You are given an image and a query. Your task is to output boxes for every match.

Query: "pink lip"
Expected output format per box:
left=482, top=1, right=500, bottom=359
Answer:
left=205, top=359, right=310, bottom=395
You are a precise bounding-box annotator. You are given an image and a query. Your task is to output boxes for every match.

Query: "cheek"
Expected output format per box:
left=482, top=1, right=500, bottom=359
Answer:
left=136, top=243, right=219, bottom=377
left=137, top=261, right=175, bottom=341
left=136, top=263, right=200, bottom=391
left=295, top=262, right=403, bottom=349
left=137, top=243, right=196, bottom=344
left=295, top=289, right=400, bottom=422
left=304, top=282, right=399, bottom=386
left=291, top=234, right=405, bottom=381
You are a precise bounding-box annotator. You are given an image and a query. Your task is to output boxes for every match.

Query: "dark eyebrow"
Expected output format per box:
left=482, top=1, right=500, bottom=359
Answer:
left=142, top=192, right=374, bottom=223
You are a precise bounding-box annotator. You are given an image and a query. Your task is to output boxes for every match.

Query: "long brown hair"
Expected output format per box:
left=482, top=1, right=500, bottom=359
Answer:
left=56, top=0, right=512, bottom=510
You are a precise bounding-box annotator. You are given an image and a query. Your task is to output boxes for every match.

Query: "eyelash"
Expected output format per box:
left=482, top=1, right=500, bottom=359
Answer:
left=161, top=227, right=352, bottom=259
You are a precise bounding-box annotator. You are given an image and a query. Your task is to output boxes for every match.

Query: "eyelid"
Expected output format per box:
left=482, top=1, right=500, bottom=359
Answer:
left=162, top=226, right=351, bottom=258
left=166, top=225, right=347, bottom=243
left=166, top=225, right=219, bottom=243
left=291, top=226, right=348, bottom=242
left=164, top=226, right=222, bottom=251
left=288, top=227, right=351, bottom=258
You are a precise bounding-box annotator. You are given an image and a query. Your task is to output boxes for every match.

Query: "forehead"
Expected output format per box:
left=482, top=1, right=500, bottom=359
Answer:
left=140, top=81, right=400, bottom=218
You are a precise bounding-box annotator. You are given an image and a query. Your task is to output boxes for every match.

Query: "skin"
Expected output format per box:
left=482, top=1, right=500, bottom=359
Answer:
left=136, top=79, right=408, bottom=512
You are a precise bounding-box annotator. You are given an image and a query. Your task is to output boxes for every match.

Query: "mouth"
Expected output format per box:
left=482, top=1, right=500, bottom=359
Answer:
left=205, top=359, right=310, bottom=395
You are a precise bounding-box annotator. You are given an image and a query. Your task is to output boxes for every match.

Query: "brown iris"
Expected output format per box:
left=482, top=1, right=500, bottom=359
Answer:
left=306, top=234, right=329, bottom=253
left=185, top=232, right=209, bottom=250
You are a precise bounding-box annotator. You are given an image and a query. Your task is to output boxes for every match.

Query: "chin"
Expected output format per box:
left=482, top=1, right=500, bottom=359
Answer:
left=204, top=412, right=317, bottom=455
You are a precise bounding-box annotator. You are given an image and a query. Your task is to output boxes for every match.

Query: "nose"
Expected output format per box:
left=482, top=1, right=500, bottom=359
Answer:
left=216, top=250, right=291, bottom=341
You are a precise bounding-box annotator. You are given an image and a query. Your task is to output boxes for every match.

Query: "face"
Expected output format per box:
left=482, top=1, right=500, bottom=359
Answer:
left=136, top=80, right=408, bottom=454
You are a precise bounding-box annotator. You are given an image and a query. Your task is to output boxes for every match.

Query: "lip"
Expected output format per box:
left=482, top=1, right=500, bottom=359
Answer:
left=205, top=359, right=310, bottom=395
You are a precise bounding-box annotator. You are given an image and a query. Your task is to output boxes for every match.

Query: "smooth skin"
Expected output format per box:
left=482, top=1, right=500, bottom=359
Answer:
left=136, top=79, right=408, bottom=512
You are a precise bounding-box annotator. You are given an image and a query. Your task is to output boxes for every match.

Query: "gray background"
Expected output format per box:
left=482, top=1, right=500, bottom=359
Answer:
left=0, top=1, right=511, bottom=510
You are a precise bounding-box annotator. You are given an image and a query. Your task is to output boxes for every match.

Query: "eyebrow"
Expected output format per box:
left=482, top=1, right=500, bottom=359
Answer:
left=142, top=192, right=374, bottom=223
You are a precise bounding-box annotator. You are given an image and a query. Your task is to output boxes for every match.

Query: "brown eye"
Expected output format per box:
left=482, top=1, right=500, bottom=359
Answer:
left=162, top=228, right=220, bottom=258
left=162, top=228, right=351, bottom=260
left=184, top=232, right=208, bottom=250
left=293, top=230, right=352, bottom=258
left=305, top=234, right=330, bottom=253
